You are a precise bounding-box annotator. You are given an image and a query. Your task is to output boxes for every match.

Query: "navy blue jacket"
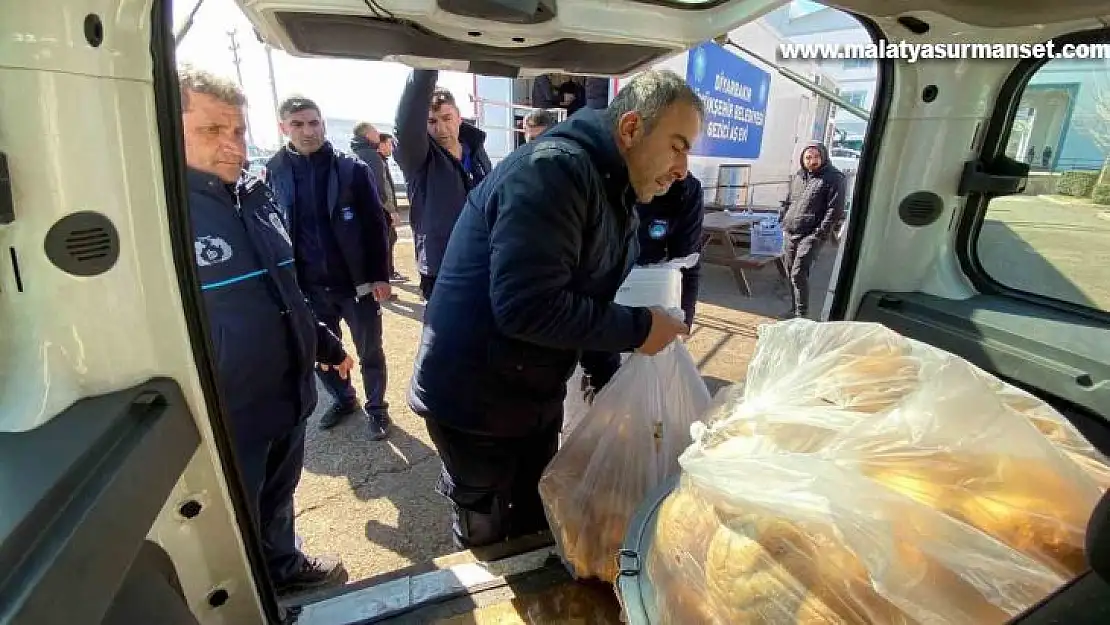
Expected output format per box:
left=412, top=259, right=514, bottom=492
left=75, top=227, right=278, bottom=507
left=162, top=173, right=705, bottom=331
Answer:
left=188, top=168, right=346, bottom=442
left=266, top=142, right=390, bottom=295
left=394, top=69, right=492, bottom=278
left=781, top=141, right=846, bottom=238
left=634, top=174, right=704, bottom=327
left=408, top=107, right=653, bottom=437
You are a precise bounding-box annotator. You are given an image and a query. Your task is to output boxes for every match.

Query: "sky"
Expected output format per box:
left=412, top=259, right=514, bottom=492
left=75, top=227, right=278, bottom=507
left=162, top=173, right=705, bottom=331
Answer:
left=173, top=0, right=476, bottom=149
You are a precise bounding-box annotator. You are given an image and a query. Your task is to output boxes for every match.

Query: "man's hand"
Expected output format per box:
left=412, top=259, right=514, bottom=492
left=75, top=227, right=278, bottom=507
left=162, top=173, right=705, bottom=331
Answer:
left=636, top=307, right=689, bottom=356
left=319, top=355, right=355, bottom=380
left=371, top=281, right=392, bottom=302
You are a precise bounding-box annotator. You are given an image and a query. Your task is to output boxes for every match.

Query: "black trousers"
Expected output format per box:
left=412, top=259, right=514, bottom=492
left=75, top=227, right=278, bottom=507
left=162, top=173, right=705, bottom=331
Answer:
left=419, top=274, right=436, bottom=301
left=387, top=223, right=398, bottom=276
left=580, top=350, right=622, bottom=395
left=424, top=418, right=562, bottom=549
left=233, top=419, right=307, bottom=584
left=782, top=233, right=822, bottom=317
left=305, top=286, right=388, bottom=415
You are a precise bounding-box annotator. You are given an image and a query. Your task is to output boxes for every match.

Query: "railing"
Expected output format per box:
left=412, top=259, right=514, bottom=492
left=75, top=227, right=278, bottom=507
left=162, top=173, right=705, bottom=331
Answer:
left=469, top=95, right=568, bottom=137
left=705, top=180, right=792, bottom=210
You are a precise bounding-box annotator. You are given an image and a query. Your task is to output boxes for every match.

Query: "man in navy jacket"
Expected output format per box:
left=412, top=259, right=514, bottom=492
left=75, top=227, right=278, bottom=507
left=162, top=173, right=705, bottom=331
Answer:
left=409, top=70, right=703, bottom=549
left=179, top=68, right=350, bottom=595
left=266, top=97, right=394, bottom=439
left=580, top=173, right=705, bottom=392
left=394, top=70, right=492, bottom=300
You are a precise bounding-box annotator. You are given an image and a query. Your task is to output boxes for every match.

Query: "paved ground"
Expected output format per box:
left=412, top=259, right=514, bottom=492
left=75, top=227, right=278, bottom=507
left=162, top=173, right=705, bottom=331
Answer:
left=291, top=221, right=840, bottom=584
left=980, top=195, right=1110, bottom=311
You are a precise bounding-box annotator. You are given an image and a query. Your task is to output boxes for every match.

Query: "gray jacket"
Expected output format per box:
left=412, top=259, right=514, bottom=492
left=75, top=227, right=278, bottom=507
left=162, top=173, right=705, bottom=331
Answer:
left=351, top=136, right=396, bottom=214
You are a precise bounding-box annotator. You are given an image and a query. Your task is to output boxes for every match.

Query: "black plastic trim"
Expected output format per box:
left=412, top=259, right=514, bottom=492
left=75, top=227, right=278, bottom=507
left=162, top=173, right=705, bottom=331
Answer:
left=955, top=157, right=1029, bottom=197
left=149, top=0, right=285, bottom=622
left=855, top=291, right=1109, bottom=424
left=824, top=12, right=895, bottom=321
left=0, top=152, right=13, bottom=224
left=1011, top=570, right=1110, bottom=624
left=630, top=0, right=729, bottom=9
left=0, top=378, right=199, bottom=624
left=955, top=26, right=1110, bottom=323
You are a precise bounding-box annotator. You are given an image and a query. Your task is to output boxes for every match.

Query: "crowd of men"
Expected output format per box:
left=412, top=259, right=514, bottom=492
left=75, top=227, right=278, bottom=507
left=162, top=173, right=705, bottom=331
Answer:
left=178, top=61, right=844, bottom=596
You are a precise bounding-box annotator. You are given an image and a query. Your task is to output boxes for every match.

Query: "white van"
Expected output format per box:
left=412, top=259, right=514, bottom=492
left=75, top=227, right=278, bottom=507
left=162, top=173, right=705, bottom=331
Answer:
left=0, top=1, right=1107, bottom=624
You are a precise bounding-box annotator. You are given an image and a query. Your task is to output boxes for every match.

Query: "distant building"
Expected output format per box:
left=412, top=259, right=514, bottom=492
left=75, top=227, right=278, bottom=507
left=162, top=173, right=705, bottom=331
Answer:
left=1013, top=62, right=1108, bottom=172
left=763, top=4, right=873, bottom=145
left=765, top=3, right=1107, bottom=173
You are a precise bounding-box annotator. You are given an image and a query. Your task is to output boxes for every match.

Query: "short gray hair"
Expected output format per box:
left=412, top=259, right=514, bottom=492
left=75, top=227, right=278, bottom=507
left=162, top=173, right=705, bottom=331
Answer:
left=178, top=65, right=246, bottom=110
left=605, top=69, right=704, bottom=135
left=524, top=108, right=558, bottom=128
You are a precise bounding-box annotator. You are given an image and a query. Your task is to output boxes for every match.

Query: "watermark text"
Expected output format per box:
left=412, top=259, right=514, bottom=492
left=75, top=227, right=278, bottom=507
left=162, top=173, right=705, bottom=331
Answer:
left=779, top=41, right=1110, bottom=63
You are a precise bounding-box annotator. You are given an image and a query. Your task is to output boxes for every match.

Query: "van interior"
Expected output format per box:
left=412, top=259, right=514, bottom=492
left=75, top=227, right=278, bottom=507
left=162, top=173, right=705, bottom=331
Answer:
left=1, top=0, right=1108, bottom=624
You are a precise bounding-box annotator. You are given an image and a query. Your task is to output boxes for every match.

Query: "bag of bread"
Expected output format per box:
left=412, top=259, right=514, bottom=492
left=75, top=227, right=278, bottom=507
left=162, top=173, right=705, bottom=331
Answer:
left=539, top=340, right=710, bottom=582
left=644, top=318, right=1109, bottom=625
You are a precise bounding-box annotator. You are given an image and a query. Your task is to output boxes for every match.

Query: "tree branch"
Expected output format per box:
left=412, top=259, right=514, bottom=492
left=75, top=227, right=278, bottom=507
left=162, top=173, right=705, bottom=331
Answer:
left=174, top=0, right=206, bottom=48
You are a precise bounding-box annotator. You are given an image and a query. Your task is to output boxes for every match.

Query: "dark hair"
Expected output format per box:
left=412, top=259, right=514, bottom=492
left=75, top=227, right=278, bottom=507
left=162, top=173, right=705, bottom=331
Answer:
left=378, top=133, right=394, bottom=142
left=278, top=95, right=321, bottom=119
left=431, top=87, right=457, bottom=111
left=524, top=108, right=558, bottom=128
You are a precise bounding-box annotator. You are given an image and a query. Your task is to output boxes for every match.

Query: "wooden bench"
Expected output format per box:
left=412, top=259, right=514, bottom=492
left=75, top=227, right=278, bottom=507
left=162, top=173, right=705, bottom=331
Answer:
left=701, top=226, right=787, bottom=297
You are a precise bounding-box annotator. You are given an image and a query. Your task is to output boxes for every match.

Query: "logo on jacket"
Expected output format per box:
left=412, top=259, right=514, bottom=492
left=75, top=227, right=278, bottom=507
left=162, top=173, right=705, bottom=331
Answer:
left=267, top=212, right=292, bottom=245
left=648, top=219, right=669, bottom=240
left=195, top=236, right=233, bottom=267
left=341, top=206, right=355, bottom=222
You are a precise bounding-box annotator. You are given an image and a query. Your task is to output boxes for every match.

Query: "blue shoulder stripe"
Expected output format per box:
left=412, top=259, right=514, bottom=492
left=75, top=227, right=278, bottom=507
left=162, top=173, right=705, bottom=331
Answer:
left=201, top=259, right=295, bottom=291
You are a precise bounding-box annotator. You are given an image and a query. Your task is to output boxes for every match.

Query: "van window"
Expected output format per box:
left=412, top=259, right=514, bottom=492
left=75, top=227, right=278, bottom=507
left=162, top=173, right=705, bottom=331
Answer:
left=976, top=55, right=1110, bottom=312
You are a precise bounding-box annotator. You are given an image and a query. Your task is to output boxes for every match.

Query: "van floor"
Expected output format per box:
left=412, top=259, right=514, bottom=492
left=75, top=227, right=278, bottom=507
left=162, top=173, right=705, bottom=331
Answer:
left=291, top=219, right=839, bottom=584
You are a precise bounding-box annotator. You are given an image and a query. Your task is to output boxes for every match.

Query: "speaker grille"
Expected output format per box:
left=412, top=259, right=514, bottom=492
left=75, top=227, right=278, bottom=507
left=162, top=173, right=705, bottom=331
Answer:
left=44, top=211, right=120, bottom=277
left=898, top=191, right=945, bottom=227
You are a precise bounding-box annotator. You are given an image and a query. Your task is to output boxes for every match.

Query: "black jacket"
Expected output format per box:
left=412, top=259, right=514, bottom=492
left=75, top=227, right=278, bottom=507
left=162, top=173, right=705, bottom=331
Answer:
left=394, top=69, right=492, bottom=277
left=188, top=168, right=346, bottom=442
left=408, top=107, right=653, bottom=437
left=633, top=174, right=704, bottom=327
left=266, top=142, right=391, bottom=295
left=350, top=136, right=397, bottom=213
left=780, top=141, right=846, bottom=238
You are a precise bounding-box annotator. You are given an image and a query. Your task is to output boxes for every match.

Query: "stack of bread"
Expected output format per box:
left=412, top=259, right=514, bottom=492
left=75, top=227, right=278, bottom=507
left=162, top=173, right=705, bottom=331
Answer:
left=539, top=340, right=710, bottom=582
left=644, top=318, right=1110, bottom=625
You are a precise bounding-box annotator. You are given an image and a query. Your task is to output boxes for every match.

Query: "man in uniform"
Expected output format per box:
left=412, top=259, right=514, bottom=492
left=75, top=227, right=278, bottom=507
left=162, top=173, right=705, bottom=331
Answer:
left=180, top=67, right=349, bottom=595
left=394, top=71, right=492, bottom=301
left=266, top=97, right=394, bottom=438
left=409, top=70, right=703, bottom=549
left=580, top=172, right=705, bottom=393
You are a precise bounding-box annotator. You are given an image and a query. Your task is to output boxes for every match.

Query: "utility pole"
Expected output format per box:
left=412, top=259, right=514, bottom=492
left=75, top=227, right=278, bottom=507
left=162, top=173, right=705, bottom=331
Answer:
left=264, top=43, right=280, bottom=119
left=227, top=29, right=256, bottom=148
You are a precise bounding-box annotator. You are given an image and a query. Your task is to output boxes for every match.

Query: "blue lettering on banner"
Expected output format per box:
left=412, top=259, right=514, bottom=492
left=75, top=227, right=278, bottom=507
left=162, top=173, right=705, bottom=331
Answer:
left=686, top=42, right=770, bottom=159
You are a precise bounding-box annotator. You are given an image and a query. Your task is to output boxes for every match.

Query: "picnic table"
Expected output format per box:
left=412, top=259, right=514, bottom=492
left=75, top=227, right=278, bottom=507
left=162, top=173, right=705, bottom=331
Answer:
left=700, top=210, right=787, bottom=297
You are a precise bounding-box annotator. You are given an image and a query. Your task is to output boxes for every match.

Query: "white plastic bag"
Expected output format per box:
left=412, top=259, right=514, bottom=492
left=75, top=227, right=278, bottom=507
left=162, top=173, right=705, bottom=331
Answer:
left=540, top=340, right=710, bottom=582
left=562, top=254, right=699, bottom=441
left=645, top=318, right=1109, bottom=625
